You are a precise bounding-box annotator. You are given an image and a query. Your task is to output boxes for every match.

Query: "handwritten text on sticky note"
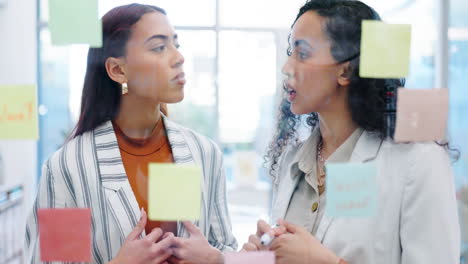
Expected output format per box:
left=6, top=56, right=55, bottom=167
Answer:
left=0, top=85, right=38, bottom=139
left=394, top=88, right=448, bottom=142
left=326, top=162, right=377, bottom=217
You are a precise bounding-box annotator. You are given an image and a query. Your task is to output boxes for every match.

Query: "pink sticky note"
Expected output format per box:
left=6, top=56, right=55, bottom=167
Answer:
left=225, top=251, right=275, bottom=264
left=38, top=208, right=91, bottom=262
left=394, top=88, right=449, bottom=142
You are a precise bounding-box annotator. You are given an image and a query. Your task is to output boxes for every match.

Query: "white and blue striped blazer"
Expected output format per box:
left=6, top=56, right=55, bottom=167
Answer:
left=25, top=115, right=238, bottom=263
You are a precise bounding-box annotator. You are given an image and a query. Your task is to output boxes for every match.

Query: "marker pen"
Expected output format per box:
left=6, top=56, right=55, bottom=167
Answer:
left=260, top=224, right=280, bottom=246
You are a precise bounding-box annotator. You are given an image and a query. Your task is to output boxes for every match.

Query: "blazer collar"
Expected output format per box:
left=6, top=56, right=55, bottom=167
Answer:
left=349, top=131, right=383, bottom=163
left=94, top=115, right=196, bottom=185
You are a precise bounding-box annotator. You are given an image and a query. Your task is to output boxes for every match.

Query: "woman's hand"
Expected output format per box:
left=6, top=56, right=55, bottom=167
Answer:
left=167, top=221, right=223, bottom=264
left=110, top=209, right=175, bottom=264
left=241, top=219, right=286, bottom=252
left=270, top=219, right=339, bottom=264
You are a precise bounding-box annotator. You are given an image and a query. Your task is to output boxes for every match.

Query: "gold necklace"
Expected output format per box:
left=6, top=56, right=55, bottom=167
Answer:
left=316, top=137, right=326, bottom=187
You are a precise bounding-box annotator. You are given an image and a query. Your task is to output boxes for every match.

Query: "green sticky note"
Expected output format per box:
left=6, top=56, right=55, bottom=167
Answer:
left=325, top=162, right=377, bottom=217
left=48, top=0, right=102, bottom=47
left=359, top=20, right=411, bottom=78
left=0, top=85, right=39, bottom=140
left=148, top=163, right=201, bottom=221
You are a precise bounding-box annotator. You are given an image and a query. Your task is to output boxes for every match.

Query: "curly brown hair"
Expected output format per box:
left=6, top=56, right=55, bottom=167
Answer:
left=265, top=0, right=458, bottom=176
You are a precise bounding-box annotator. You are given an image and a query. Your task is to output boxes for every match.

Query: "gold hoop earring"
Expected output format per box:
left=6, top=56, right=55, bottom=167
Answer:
left=122, top=83, right=128, bottom=95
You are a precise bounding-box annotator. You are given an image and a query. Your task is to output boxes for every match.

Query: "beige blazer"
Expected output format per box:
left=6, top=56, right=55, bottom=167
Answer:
left=271, top=130, right=460, bottom=264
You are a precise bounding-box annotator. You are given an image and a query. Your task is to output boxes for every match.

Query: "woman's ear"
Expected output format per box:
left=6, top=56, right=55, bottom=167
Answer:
left=105, top=57, right=127, bottom=84
left=337, top=61, right=352, bottom=87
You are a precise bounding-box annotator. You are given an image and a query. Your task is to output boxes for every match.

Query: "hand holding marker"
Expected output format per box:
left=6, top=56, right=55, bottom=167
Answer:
left=260, top=224, right=280, bottom=246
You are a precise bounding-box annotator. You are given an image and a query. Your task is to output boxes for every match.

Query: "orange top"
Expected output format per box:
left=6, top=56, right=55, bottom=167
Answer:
left=113, top=119, right=178, bottom=236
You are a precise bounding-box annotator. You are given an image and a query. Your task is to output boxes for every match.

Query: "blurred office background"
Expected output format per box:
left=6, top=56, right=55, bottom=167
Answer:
left=0, top=0, right=467, bottom=262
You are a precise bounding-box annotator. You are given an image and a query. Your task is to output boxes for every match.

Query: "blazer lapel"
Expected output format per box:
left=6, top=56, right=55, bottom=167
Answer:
left=348, top=132, right=383, bottom=164
left=94, top=121, right=142, bottom=242
left=315, top=131, right=383, bottom=242
left=163, top=116, right=208, bottom=238
left=93, top=116, right=209, bottom=242
left=272, top=169, right=301, bottom=222
left=272, top=128, right=322, bottom=222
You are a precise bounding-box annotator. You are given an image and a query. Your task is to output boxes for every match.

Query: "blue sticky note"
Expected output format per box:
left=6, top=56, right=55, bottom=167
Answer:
left=325, top=162, right=377, bottom=217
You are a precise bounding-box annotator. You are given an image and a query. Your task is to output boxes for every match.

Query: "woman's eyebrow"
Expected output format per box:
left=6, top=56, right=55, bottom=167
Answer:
left=145, top=34, right=178, bottom=44
left=293, top=39, right=312, bottom=49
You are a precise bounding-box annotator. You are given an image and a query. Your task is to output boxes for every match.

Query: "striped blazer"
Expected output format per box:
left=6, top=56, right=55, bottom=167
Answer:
left=25, top=116, right=238, bottom=263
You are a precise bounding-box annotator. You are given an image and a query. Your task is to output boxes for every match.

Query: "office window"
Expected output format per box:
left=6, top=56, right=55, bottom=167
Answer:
left=449, top=0, right=468, bottom=187
left=220, top=0, right=304, bottom=28
left=168, top=30, right=217, bottom=139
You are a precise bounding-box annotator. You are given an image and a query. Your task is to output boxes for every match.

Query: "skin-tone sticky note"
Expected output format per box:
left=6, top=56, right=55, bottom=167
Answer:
left=48, top=0, right=102, bottom=47
left=325, top=162, right=377, bottom=217
left=38, top=208, right=91, bottom=262
left=359, top=20, right=412, bottom=78
left=148, top=163, right=201, bottom=221
left=394, top=88, right=448, bottom=142
left=0, top=85, right=38, bottom=139
left=225, top=251, right=275, bottom=264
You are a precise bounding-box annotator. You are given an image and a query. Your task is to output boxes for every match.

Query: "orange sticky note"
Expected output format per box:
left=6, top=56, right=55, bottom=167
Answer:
left=38, top=208, right=91, bottom=262
left=225, top=251, right=275, bottom=264
left=394, top=88, right=448, bottom=142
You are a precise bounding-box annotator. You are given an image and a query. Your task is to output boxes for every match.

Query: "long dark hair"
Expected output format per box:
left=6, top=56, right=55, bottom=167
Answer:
left=71, top=4, right=166, bottom=138
left=266, top=0, right=458, bottom=176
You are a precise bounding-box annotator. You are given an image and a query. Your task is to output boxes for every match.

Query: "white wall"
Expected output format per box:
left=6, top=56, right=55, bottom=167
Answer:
left=0, top=0, right=38, bottom=231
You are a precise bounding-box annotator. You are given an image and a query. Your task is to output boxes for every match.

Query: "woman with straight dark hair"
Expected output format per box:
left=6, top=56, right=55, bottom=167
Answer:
left=242, top=1, right=460, bottom=263
left=25, top=3, right=236, bottom=264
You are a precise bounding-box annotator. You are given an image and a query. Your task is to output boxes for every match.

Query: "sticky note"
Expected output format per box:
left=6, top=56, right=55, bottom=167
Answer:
left=148, top=164, right=201, bottom=221
left=48, top=0, right=102, bottom=47
left=225, top=251, right=275, bottom=264
left=38, top=208, right=91, bottom=262
left=0, top=85, right=38, bottom=139
left=360, top=20, right=411, bottom=78
left=394, top=88, right=448, bottom=142
left=326, top=162, right=377, bottom=217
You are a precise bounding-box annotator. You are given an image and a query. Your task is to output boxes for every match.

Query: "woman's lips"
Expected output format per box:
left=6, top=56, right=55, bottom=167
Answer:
left=287, top=89, right=297, bottom=102
left=173, top=72, right=186, bottom=85
left=284, top=81, right=297, bottom=102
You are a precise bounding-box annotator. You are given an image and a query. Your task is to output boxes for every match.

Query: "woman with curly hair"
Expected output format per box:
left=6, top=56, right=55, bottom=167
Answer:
left=242, top=1, right=460, bottom=263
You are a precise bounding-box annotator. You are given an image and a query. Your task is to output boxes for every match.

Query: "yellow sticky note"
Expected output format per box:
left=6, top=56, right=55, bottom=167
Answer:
left=48, top=0, right=102, bottom=47
left=360, top=20, right=411, bottom=78
left=0, top=85, right=39, bottom=139
left=148, top=163, right=201, bottom=221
